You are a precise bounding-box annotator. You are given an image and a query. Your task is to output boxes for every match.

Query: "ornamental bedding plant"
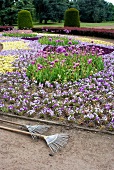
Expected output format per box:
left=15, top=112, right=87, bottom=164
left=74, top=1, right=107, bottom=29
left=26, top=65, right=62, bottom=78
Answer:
left=0, top=33, right=114, bottom=131
left=38, top=36, right=79, bottom=46
left=27, top=45, right=104, bottom=84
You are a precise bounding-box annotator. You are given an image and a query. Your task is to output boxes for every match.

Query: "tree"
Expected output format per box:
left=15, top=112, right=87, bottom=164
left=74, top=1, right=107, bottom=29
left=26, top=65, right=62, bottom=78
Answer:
left=33, top=0, right=68, bottom=23
left=0, top=0, right=35, bottom=25
left=0, top=0, right=16, bottom=25
left=15, top=0, right=35, bottom=19
left=76, top=0, right=114, bottom=22
left=106, top=2, right=114, bottom=21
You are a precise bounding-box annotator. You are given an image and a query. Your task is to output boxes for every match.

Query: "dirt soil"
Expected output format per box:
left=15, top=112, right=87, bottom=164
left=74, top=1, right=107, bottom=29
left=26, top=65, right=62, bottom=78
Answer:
left=0, top=116, right=114, bottom=170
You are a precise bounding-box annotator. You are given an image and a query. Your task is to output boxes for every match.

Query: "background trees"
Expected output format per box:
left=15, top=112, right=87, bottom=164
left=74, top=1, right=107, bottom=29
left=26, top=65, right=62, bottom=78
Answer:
left=33, top=0, right=68, bottom=23
left=76, top=0, right=114, bottom=22
left=0, top=0, right=35, bottom=25
left=0, top=0, right=114, bottom=25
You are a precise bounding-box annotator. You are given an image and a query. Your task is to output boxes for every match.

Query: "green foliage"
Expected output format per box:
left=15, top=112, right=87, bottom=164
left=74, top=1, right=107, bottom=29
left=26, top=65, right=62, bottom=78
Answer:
left=77, top=0, right=114, bottom=22
left=64, top=8, right=80, bottom=27
left=38, top=36, right=79, bottom=46
left=33, top=0, right=68, bottom=23
left=27, top=47, right=104, bottom=84
left=15, top=0, right=35, bottom=20
left=18, top=10, right=33, bottom=29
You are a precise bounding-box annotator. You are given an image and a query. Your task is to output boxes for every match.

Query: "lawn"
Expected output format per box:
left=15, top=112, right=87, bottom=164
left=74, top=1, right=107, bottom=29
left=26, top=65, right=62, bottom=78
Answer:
left=0, top=30, right=114, bottom=131
left=33, top=21, right=114, bottom=28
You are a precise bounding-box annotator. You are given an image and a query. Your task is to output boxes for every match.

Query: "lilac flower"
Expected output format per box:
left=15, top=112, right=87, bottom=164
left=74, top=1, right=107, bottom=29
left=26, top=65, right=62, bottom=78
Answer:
left=27, top=110, right=35, bottom=116
left=84, top=113, right=94, bottom=119
left=8, top=105, right=14, bottom=110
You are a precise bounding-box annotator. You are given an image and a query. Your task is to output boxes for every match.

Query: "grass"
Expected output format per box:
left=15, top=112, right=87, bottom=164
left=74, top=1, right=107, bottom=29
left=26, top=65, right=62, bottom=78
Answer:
left=13, top=21, right=114, bottom=29
left=33, top=21, right=114, bottom=28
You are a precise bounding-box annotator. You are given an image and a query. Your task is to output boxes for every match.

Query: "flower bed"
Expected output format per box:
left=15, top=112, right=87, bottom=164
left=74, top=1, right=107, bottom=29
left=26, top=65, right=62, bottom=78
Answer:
left=0, top=33, right=114, bottom=131
left=44, top=45, right=114, bottom=55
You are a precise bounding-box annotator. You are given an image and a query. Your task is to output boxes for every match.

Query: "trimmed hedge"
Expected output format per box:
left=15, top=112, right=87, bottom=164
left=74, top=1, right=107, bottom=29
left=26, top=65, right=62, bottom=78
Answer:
left=64, top=8, right=80, bottom=27
left=32, top=27, right=114, bottom=39
left=18, top=10, right=33, bottom=29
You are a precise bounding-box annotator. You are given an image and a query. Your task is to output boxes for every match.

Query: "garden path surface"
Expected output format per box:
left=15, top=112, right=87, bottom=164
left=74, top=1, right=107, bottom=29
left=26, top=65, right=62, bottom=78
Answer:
left=0, top=31, right=114, bottom=170
left=0, top=116, right=114, bottom=170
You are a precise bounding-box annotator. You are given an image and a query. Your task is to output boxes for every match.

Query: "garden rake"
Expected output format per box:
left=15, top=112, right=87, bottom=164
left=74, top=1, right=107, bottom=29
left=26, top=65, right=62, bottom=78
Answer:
left=0, top=125, right=69, bottom=153
left=0, top=118, right=51, bottom=137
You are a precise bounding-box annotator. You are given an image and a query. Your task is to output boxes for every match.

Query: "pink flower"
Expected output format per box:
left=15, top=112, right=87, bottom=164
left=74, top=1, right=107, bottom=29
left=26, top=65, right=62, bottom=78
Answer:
left=88, top=59, right=92, bottom=64
left=37, top=64, right=43, bottom=69
left=50, top=61, right=55, bottom=65
left=73, top=62, right=80, bottom=68
left=49, top=38, right=52, bottom=41
left=54, top=59, right=59, bottom=63
left=31, top=61, right=35, bottom=65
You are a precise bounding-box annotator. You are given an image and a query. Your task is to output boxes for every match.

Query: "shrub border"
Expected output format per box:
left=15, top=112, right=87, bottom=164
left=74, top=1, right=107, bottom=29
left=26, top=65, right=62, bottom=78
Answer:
left=0, top=26, right=14, bottom=31
left=32, top=27, right=114, bottom=39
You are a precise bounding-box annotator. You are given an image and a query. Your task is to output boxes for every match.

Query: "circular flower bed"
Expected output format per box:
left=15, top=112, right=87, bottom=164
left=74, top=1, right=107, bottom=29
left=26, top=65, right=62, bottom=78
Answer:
left=0, top=33, right=114, bottom=131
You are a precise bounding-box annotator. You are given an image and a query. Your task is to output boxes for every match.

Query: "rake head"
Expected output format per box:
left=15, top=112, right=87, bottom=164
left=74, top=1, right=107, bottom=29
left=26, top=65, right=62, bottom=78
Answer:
left=45, top=133, right=69, bottom=153
left=25, top=124, right=50, bottom=134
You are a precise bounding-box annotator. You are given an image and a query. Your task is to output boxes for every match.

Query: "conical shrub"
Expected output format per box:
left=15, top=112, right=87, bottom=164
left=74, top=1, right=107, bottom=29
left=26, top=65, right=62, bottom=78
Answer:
left=64, top=8, right=80, bottom=27
left=18, top=10, right=33, bottom=29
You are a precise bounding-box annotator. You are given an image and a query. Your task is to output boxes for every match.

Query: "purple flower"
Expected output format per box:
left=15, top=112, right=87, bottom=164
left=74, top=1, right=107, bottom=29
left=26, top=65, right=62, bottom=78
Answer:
left=68, top=41, right=72, bottom=45
left=49, top=37, right=52, bottom=41
left=8, top=105, right=14, bottom=110
left=88, top=59, right=92, bottom=64
left=31, top=61, right=35, bottom=65
left=73, top=62, right=80, bottom=68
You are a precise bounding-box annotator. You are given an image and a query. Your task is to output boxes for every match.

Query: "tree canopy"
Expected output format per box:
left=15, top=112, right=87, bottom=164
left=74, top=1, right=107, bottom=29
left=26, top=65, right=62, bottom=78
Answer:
left=0, top=0, right=114, bottom=25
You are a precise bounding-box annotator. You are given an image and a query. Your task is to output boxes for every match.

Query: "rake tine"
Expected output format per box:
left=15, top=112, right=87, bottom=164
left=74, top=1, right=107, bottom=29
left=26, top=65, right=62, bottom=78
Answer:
left=0, top=125, right=69, bottom=153
left=0, top=118, right=51, bottom=134
left=44, top=133, right=69, bottom=153
left=49, top=141, right=62, bottom=153
left=49, top=143, right=58, bottom=153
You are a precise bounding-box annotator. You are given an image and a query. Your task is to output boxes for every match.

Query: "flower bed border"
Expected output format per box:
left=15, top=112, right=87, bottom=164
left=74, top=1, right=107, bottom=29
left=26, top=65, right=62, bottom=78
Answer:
left=32, top=27, right=114, bottom=39
left=0, top=112, right=113, bottom=135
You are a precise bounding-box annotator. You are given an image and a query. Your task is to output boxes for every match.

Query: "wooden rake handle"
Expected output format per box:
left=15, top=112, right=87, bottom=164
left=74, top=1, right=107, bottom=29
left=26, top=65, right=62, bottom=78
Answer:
left=0, top=125, right=45, bottom=139
left=0, top=118, right=23, bottom=126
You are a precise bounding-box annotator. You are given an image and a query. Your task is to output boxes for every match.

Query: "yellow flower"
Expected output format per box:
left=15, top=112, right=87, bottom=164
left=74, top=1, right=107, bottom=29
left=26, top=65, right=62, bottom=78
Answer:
left=0, top=55, right=16, bottom=73
left=2, top=41, right=29, bottom=50
left=75, top=37, right=113, bottom=46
